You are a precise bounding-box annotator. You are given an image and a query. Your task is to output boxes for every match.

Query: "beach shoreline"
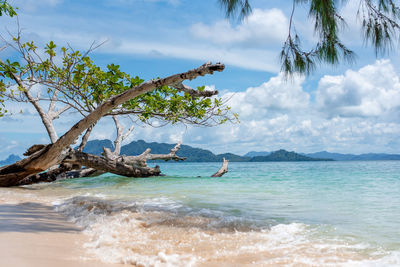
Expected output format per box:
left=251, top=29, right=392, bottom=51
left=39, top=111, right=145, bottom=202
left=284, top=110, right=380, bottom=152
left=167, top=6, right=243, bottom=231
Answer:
left=0, top=198, right=122, bottom=267
left=0, top=161, right=399, bottom=266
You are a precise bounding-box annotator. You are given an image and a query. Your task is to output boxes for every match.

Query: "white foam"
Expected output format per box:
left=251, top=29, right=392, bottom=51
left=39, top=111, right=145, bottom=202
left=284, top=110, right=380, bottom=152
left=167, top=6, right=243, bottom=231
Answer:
left=343, top=251, right=400, bottom=267
left=54, top=196, right=400, bottom=267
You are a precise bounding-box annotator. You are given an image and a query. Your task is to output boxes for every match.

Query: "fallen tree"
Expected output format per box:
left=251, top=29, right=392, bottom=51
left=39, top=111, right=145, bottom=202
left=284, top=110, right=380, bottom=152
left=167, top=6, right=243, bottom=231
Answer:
left=0, top=4, right=234, bottom=187
left=0, top=61, right=226, bottom=187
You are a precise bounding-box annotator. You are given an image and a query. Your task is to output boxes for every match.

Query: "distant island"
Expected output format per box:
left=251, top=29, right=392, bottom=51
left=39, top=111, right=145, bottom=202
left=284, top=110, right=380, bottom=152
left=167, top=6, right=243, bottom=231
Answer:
left=0, top=154, right=22, bottom=165
left=249, top=150, right=332, bottom=162
left=81, top=139, right=331, bottom=162
left=2, top=140, right=400, bottom=165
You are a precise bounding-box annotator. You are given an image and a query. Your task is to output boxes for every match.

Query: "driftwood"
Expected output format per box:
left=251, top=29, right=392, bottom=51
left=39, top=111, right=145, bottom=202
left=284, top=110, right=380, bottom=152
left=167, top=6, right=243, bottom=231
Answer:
left=211, top=158, right=229, bottom=177
left=67, top=143, right=185, bottom=177
left=23, top=144, right=47, bottom=156
left=119, top=143, right=186, bottom=167
left=17, top=142, right=186, bottom=185
left=0, top=62, right=224, bottom=187
left=103, top=116, right=135, bottom=161
left=16, top=163, right=98, bottom=186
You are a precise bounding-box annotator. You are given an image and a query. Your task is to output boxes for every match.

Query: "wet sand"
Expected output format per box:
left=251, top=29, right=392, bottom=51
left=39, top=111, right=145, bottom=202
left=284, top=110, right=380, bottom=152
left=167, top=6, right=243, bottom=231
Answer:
left=0, top=201, right=122, bottom=267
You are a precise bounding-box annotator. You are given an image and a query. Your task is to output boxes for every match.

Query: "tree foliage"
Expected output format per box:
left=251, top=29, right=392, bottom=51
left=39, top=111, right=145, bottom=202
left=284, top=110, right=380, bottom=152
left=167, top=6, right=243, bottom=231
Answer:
left=0, top=36, right=235, bottom=125
left=0, top=0, right=16, bottom=116
left=0, top=0, right=16, bottom=17
left=219, top=0, right=400, bottom=75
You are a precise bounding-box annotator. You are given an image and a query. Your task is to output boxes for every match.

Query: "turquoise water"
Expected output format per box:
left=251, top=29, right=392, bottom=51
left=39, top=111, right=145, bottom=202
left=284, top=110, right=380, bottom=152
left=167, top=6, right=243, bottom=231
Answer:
left=42, top=161, right=400, bottom=265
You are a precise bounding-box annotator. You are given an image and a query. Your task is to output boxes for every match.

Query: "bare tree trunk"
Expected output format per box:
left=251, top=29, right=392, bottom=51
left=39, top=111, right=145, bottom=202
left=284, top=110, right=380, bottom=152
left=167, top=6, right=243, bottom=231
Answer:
left=4, top=69, right=69, bottom=144
left=121, top=142, right=185, bottom=167
left=103, top=116, right=134, bottom=160
left=19, top=142, right=184, bottom=185
left=65, top=143, right=185, bottom=177
left=65, top=151, right=162, bottom=177
left=211, top=158, right=229, bottom=177
left=0, top=62, right=224, bottom=187
left=23, top=89, right=59, bottom=143
left=77, top=124, right=95, bottom=152
left=16, top=164, right=98, bottom=186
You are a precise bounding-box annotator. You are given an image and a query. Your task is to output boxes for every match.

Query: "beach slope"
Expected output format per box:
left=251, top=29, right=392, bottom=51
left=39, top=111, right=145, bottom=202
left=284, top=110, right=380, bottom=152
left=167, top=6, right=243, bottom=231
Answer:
left=0, top=201, right=121, bottom=267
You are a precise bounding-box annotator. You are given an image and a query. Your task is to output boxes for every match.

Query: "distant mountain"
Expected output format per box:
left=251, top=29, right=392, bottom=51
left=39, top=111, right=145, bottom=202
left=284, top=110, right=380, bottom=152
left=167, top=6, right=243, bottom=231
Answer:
left=352, top=153, right=400, bottom=160
left=0, top=154, right=21, bottom=165
left=305, top=151, right=355, bottom=161
left=217, top=153, right=251, bottom=162
left=121, top=142, right=323, bottom=162
left=306, top=151, right=400, bottom=161
left=120, top=140, right=252, bottom=162
left=243, top=151, right=271, bottom=157
left=250, top=149, right=332, bottom=162
left=73, top=139, right=400, bottom=162
left=121, top=140, right=220, bottom=162
left=82, top=139, right=114, bottom=155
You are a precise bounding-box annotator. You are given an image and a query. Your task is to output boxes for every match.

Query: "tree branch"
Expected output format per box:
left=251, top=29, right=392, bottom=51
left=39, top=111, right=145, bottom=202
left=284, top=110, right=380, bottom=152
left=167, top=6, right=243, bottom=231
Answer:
left=52, top=104, right=71, bottom=119
left=112, top=115, right=124, bottom=156
left=1, top=65, right=59, bottom=143
left=0, top=62, right=224, bottom=186
left=173, top=82, right=219, bottom=97
left=121, top=142, right=186, bottom=167
left=211, top=158, right=229, bottom=177
left=65, top=151, right=161, bottom=177
left=77, top=124, right=95, bottom=152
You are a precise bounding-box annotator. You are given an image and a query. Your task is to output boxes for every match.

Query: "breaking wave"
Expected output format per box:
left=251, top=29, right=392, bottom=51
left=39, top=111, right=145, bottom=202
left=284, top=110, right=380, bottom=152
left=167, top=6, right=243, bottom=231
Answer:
left=55, top=196, right=400, bottom=266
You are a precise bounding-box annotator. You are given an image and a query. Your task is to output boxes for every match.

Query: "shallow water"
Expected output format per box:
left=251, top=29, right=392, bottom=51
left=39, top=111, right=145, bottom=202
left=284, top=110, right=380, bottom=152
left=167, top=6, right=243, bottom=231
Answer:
left=2, top=161, right=400, bottom=266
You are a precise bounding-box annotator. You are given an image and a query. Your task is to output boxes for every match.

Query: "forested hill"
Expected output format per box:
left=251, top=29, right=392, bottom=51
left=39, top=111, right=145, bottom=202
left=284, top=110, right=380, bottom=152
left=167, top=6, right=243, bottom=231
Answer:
left=305, top=151, right=400, bottom=161
left=81, top=140, right=331, bottom=162
left=250, top=150, right=332, bottom=162
left=0, top=154, right=21, bottom=166
left=83, top=139, right=250, bottom=162
left=4, top=140, right=398, bottom=165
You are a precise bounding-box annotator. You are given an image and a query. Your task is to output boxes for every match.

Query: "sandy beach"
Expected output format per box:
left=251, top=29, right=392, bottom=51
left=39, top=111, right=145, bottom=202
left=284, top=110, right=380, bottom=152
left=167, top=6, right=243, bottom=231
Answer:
left=0, top=161, right=399, bottom=267
left=0, top=200, right=122, bottom=267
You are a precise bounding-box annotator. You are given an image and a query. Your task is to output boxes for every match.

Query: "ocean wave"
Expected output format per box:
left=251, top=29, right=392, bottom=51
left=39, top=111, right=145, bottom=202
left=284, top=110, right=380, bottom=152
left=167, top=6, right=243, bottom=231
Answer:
left=54, top=196, right=400, bottom=266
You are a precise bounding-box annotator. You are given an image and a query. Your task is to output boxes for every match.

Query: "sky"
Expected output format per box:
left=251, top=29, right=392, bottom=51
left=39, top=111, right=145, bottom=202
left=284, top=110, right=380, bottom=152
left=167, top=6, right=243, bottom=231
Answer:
left=1, top=0, right=400, bottom=159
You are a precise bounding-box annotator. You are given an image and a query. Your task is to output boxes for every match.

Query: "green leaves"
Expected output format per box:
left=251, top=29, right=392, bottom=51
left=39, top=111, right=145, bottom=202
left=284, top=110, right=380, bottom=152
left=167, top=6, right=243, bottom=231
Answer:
left=0, top=80, right=6, bottom=116
left=219, top=0, right=251, bottom=20
left=0, top=38, right=233, bottom=125
left=281, top=0, right=356, bottom=76
left=0, top=1, right=16, bottom=17
left=45, top=41, right=57, bottom=58
left=0, top=59, right=22, bottom=78
left=219, top=0, right=400, bottom=76
left=360, top=0, right=400, bottom=55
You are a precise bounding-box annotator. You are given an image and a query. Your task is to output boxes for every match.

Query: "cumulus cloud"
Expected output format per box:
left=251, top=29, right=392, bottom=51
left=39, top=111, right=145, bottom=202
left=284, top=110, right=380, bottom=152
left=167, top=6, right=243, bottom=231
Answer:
left=176, top=63, right=400, bottom=155
left=114, top=40, right=280, bottom=72
left=0, top=3, right=285, bottom=73
left=225, top=73, right=309, bottom=119
left=191, top=8, right=287, bottom=47
left=316, top=60, right=400, bottom=117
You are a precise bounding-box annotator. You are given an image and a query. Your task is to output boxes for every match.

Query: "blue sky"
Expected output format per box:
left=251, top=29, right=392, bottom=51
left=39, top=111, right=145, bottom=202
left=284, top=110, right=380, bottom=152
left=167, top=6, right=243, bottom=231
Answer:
left=1, top=0, right=400, bottom=159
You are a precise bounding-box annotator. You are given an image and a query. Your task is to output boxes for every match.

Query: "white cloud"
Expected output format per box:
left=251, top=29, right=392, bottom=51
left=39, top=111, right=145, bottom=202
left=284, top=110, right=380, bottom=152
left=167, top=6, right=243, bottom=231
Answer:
left=191, top=8, right=287, bottom=47
left=114, top=40, right=280, bottom=72
left=1, top=0, right=400, bottom=157
left=225, top=73, right=309, bottom=119
left=316, top=60, right=400, bottom=117
left=0, top=3, right=287, bottom=73
left=172, top=66, right=400, bottom=155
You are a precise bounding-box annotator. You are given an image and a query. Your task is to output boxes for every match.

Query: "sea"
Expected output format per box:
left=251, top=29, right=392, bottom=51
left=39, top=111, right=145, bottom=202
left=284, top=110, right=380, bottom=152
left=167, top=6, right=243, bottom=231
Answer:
left=1, top=161, right=400, bottom=266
